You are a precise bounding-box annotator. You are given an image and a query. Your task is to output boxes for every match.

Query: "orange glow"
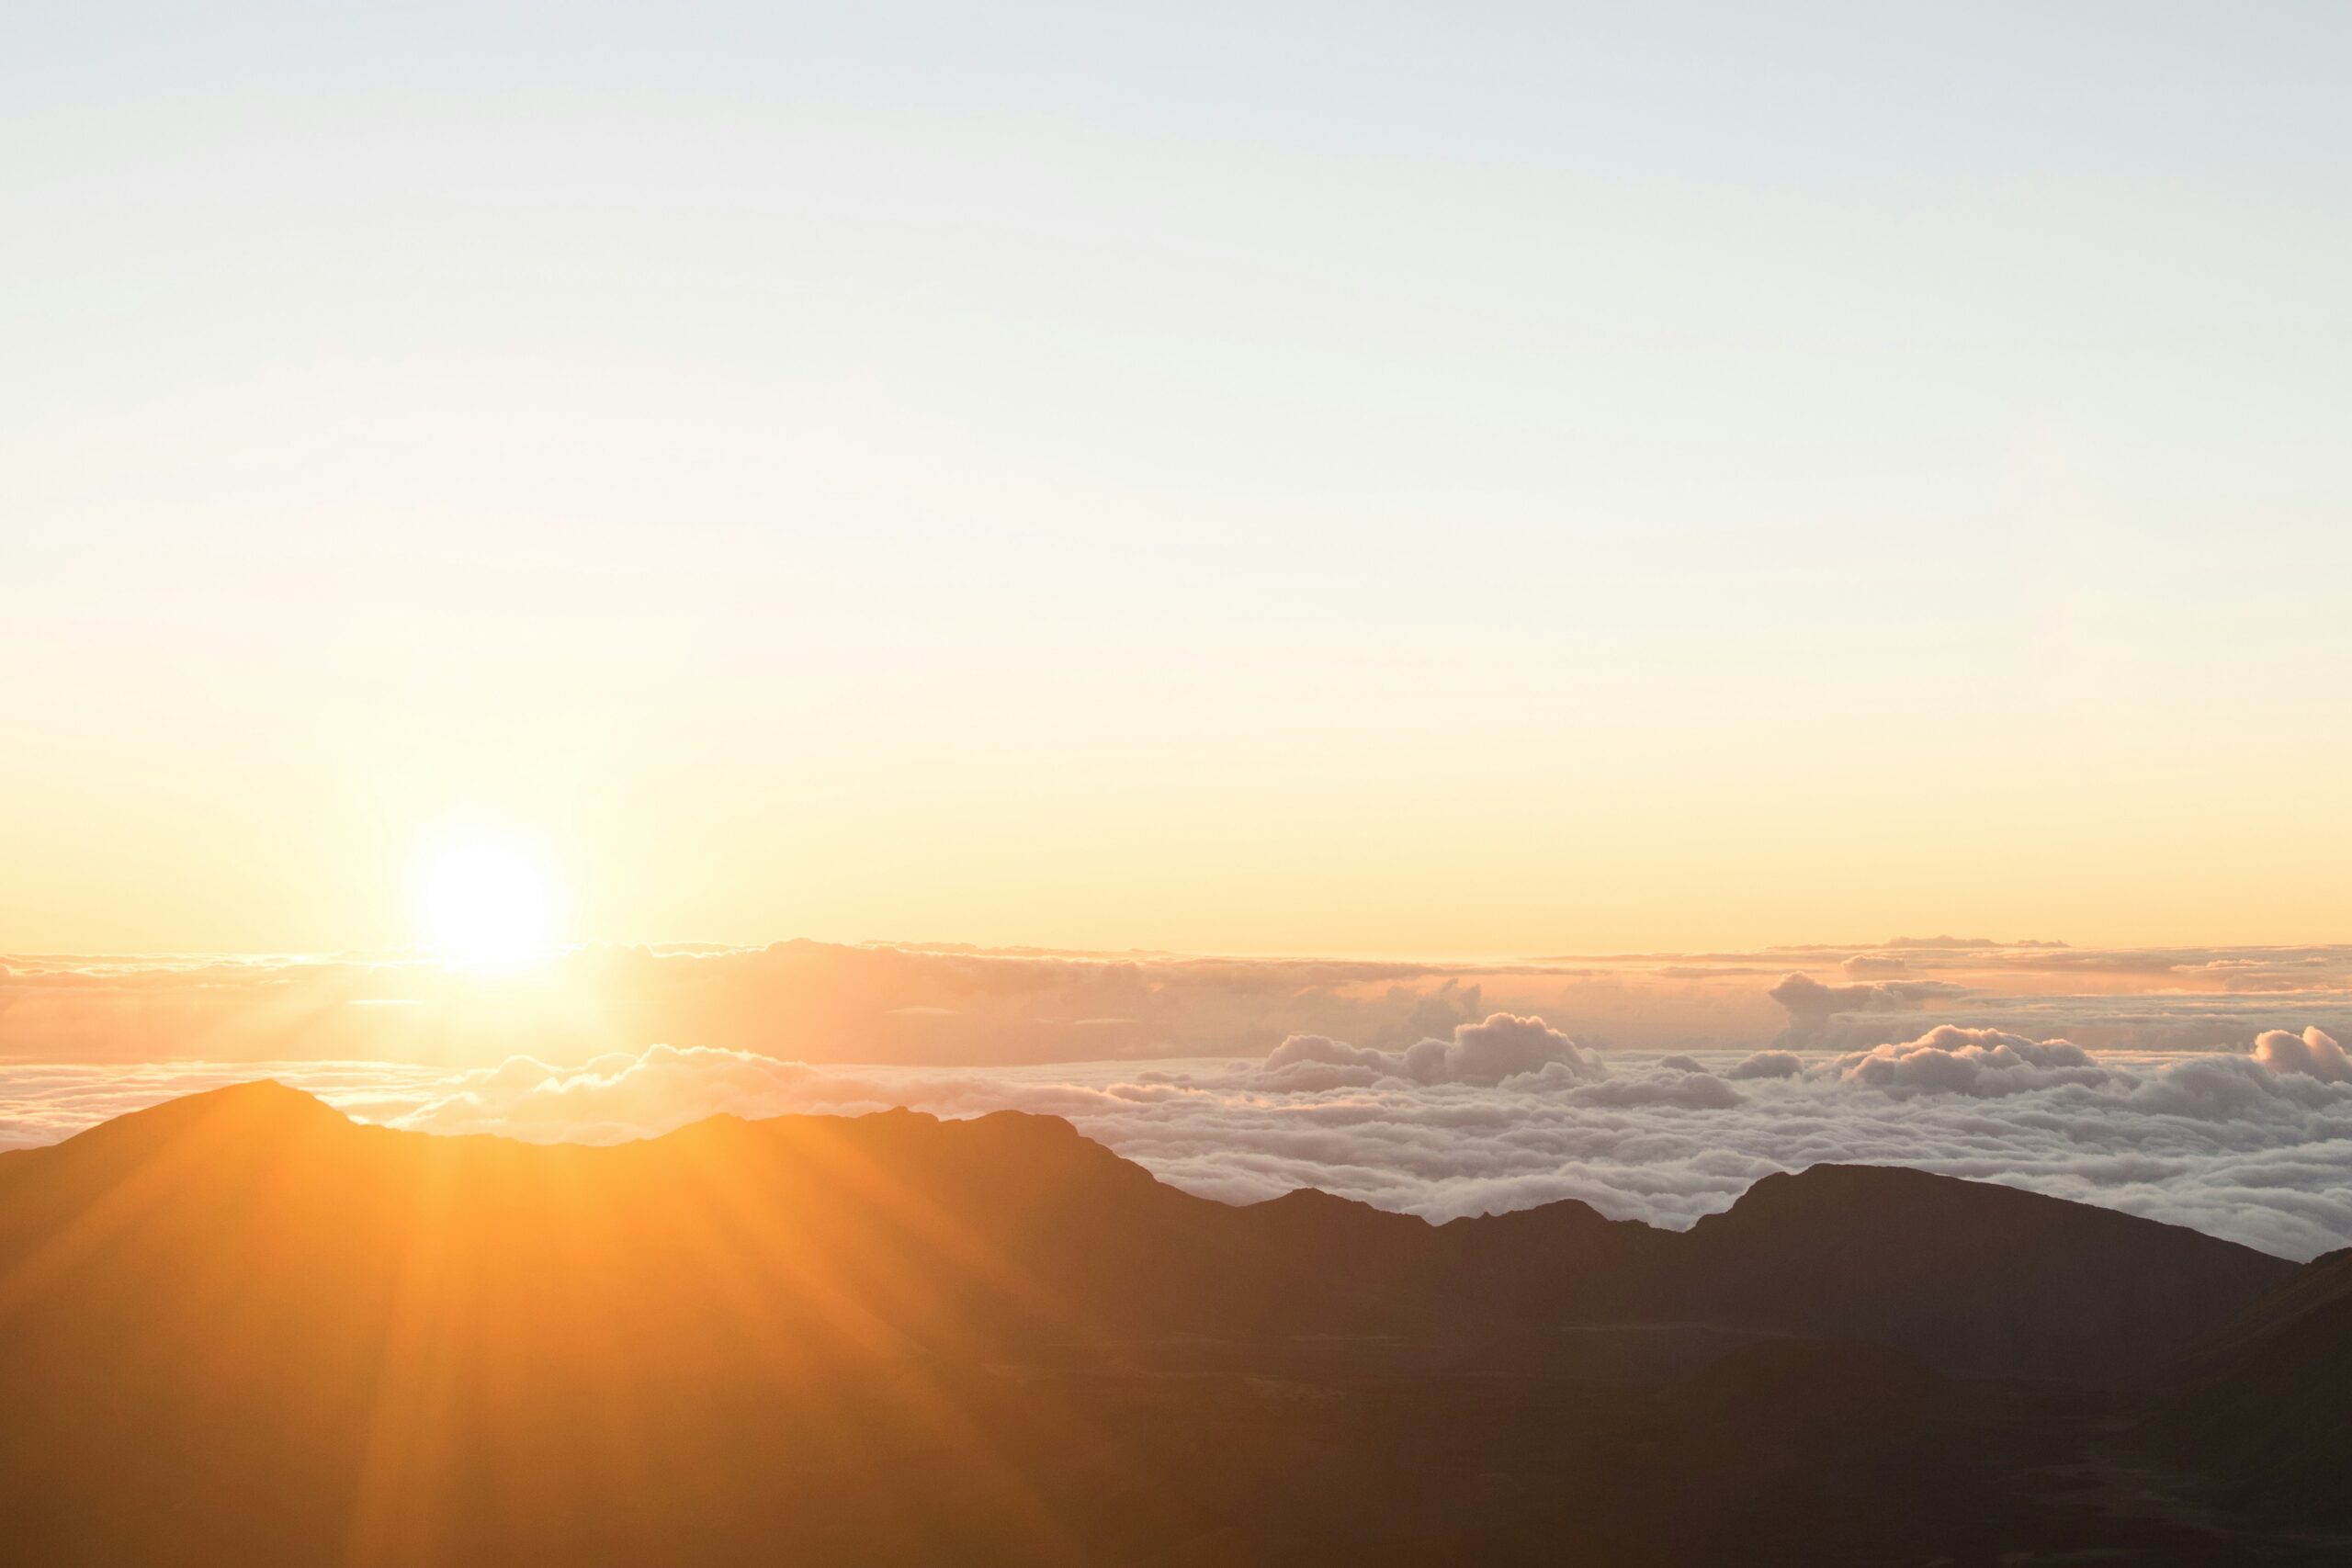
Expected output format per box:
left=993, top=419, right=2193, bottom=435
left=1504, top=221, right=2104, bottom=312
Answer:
left=0, top=1085, right=1153, bottom=1563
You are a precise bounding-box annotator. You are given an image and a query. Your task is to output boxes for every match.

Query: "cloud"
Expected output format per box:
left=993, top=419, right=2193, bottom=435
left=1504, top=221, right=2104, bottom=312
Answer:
left=10, top=941, right=2352, bottom=1067
left=2253, top=1026, right=2352, bottom=1084
left=0, top=943, right=1783, bottom=1064
left=1261, top=1012, right=1603, bottom=1089
left=2124, top=1055, right=2293, bottom=1119
left=1826, top=1026, right=2108, bottom=1098
left=1403, top=1012, right=1602, bottom=1087
left=8, top=941, right=2352, bottom=1266
left=10, top=1013, right=2352, bottom=1263
left=1768, top=972, right=1973, bottom=1029
left=1569, top=1073, right=1745, bottom=1110
left=1725, top=1050, right=1804, bottom=1080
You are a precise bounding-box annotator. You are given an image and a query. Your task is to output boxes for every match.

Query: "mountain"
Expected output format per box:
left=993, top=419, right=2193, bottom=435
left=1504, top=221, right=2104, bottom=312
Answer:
left=1231, top=1162, right=2290, bottom=1380
left=1670, top=1336, right=1954, bottom=1439
left=1648, top=1163, right=2292, bottom=1380
left=2151, top=1245, right=2352, bottom=1515
left=0, top=1083, right=2324, bottom=1566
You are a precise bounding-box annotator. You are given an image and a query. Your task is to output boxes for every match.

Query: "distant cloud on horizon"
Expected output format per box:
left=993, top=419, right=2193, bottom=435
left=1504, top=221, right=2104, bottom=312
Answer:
left=6, top=937, right=2352, bottom=1070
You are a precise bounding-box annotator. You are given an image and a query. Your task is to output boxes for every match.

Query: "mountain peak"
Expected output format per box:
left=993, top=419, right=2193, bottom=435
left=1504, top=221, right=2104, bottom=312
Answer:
left=82, top=1078, right=349, bottom=1144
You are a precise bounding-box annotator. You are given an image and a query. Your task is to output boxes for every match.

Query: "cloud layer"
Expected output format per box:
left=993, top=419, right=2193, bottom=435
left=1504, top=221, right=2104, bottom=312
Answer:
left=6, top=1015, right=2349, bottom=1263
left=11, top=938, right=2352, bottom=1069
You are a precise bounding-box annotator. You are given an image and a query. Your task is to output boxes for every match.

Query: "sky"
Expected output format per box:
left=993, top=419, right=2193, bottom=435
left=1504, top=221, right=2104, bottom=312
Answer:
left=6, top=3, right=2352, bottom=958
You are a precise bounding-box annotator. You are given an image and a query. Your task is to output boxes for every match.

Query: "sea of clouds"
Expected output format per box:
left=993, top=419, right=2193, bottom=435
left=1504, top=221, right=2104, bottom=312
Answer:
left=6, top=1012, right=2349, bottom=1261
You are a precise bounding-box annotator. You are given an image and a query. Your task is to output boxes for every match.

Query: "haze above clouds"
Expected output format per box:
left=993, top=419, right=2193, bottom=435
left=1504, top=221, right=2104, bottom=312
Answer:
left=8, top=936, right=2352, bottom=1065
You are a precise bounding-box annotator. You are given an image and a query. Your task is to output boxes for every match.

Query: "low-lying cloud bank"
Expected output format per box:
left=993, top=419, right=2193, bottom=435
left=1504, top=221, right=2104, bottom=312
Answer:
left=1261, top=1012, right=1601, bottom=1089
left=6, top=1014, right=2349, bottom=1262
left=10, top=938, right=2352, bottom=1067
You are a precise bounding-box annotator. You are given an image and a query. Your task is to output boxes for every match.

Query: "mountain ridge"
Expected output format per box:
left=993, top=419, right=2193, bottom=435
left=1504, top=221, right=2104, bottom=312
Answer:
left=0, top=1079, right=2291, bottom=1377
left=0, top=1079, right=2331, bottom=1567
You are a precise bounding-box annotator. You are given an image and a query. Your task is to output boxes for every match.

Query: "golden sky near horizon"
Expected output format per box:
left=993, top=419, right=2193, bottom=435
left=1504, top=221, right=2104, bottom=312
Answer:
left=5, top=5, right=2350, bottom=959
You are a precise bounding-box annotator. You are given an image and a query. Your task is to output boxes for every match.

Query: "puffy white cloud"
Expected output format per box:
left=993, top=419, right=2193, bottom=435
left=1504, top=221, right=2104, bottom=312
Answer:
left=2253, top=1026, right=2352, bottom=1084
left=1827, top=1026, right=2108, bottom=1097
left=1769, top=972, right=1972, bottom=1021
left=1405, top=1012, right=1601, bottom=1087
left=1261, top=1012, right=1600, bottom=1089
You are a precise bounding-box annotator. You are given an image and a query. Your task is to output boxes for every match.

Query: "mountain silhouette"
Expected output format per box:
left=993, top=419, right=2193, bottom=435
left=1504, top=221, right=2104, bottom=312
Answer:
left=1646, top=1163, right=2291, bottom=1379
left=2152, top=1245, right=2352, bottom=1517
left=0, top=1083, right=2333, bottom=1565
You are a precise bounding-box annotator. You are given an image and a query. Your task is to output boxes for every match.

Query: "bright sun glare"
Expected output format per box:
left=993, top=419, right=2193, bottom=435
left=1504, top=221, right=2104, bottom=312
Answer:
left=413, top=837, right=559, bottom=965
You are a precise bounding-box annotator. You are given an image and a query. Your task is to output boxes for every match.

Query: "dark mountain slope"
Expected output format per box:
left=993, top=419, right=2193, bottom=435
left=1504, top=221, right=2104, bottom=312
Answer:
left=2165, top=1244, right=2352, bottom=1381
left=1436, top=1195, right=1677, bottom=1322
left=1672, top=1336, right=1954, bottom=1439
left=2151, top=1246, right=2352, bottom=1514
left=1654, top=1164, right=2293, bottom=1380
left=0, top=1086, right=2290, bottom=1382
left=0, top=1083, right=2316, bottom=1565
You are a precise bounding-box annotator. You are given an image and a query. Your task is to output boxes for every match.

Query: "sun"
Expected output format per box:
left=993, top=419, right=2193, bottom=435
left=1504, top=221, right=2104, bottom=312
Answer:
left=413, top=836, right=560, bottom=965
